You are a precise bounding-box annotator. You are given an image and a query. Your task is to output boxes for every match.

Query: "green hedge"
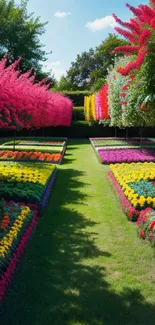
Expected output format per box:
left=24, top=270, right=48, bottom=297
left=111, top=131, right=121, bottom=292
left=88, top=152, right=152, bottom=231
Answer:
left=72, top=107, right=85, bottom=121
left=61, top=91, right=91, bottom=106
left=1, top=123, right=155, bottom=138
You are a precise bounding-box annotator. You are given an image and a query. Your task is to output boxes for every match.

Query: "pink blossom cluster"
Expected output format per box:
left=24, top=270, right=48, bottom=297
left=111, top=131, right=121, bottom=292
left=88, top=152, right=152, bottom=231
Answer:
left=95, top=94, right=102, bottom=120
left=0, top=56, right=72, bottom=130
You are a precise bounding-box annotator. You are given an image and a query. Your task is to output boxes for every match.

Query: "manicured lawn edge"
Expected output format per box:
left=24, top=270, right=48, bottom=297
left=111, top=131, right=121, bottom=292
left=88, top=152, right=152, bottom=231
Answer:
left=89, top=138, right=102, bottom=163
left=39, top=168, right=58, bottom=214
left=59, top=146, right=67, bottom=164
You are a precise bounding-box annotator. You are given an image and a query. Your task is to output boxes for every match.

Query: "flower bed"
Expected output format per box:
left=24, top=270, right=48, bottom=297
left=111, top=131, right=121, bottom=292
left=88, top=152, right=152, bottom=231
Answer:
left=90, top=137, right=155, bottom=148
left=0, top=150, right=62, bottom=164
left=0, top=161, right=57, bottom=210
left=0, top=199, right=38, bottom=301
left=0, top=145, right=64, bottom=154
left=98, top=148, right=155, bottom=164
left=137, top=208, right=155, bottom=245
left=4, top=140, right=66, bottom=147
left=96, top=145, right=140, bottom=150
left=109, top=162, right=155, bottom=212
left=127, top=138, right=155, bottom=146
left=90, top=138, right=127, bottom=147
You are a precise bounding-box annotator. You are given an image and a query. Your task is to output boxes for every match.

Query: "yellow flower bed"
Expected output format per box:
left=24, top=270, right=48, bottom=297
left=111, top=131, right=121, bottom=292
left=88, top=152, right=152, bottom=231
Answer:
left=0, top=162, right=55, bottom=185
left=109, top=162, right=155, bottom=209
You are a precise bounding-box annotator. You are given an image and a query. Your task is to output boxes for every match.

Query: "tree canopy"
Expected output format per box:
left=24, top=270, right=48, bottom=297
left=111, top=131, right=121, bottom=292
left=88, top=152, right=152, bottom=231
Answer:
left=0, top=0, right=51, bottom=81
left=58, top=34, right=128, bottom=91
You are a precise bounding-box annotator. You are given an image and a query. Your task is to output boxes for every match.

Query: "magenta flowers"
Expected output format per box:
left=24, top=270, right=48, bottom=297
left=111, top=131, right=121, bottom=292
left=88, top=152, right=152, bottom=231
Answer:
left=98, top=148, right=155, bottom=164
left=0, top=56, right=72, bottom=130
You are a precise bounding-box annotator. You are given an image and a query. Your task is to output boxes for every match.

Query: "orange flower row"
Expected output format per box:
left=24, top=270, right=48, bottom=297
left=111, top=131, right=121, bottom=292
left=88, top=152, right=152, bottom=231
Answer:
left=0, top=150, right=61, bottom=163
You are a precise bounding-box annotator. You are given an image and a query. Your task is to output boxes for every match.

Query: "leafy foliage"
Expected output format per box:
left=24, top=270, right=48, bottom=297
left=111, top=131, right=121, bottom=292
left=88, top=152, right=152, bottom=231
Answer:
left=124, top=53, right=155, bottom=127
left=72, top=107, right=85, bottom=121
left=60, top=90, right=91, bottom=106
left=60, top=34, right=128, bottom=90
left=0, top=0, right=51, bottom=80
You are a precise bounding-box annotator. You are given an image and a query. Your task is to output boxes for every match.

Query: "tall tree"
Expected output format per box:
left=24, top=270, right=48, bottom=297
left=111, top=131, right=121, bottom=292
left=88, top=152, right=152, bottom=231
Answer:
left=57, top=75, right=71, bottom=91
left=64, top=34, right=128, bottom=90
left=0, top=0, right=51, bottom=80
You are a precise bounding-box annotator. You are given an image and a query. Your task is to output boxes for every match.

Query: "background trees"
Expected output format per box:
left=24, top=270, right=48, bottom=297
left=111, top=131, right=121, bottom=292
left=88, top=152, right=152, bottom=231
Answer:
left=0, top=0, right=52, bottom=81
left=58, top=34, right=128, bottom=91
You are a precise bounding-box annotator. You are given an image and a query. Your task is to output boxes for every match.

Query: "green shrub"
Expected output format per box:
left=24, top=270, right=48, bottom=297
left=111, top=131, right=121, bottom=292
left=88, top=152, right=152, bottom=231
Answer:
left=61, top=91, right=91, bottom=106
left=72, top=107, right=85, bottom=121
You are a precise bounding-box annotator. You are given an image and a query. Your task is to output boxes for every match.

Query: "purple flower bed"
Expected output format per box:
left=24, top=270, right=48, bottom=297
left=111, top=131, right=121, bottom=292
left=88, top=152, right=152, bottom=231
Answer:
left=98, top=148, right=155, bottom=164
left=127, top=138, right=155, bottom=146
left=90, top=137, right=155, bottom=146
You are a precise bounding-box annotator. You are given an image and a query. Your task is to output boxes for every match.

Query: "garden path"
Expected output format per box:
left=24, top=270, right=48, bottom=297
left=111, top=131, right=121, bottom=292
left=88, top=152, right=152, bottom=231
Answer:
left=1, top=139, right=155, bottom=325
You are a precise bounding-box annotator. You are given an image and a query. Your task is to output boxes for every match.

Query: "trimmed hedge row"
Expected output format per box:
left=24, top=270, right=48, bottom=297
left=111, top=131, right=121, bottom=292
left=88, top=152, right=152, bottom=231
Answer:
left=1, top=123, right=154, bottom=138
left=60, top=91, right=91, bottom=106
left=72, top=107, right=85, bottom=121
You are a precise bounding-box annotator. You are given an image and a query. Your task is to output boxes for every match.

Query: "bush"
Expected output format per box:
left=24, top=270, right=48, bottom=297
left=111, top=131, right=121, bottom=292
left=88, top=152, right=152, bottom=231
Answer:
left=72, top=107, right=85, bottom=121
left=60, top=91, right=91, bottom=106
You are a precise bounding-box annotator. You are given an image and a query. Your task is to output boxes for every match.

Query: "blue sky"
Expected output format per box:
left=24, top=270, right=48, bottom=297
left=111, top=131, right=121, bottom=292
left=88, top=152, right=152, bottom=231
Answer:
left=15, top=0, right=148, bottom=80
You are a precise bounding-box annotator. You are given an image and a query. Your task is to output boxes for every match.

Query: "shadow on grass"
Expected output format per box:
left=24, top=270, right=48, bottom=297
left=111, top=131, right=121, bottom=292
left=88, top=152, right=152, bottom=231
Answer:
left=1, top=167, right=155, bottom=325
left=61, top=157, right=76, bottom=165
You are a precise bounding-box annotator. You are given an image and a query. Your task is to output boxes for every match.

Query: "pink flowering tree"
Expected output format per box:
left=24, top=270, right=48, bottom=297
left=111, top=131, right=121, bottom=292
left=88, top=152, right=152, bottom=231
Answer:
left=0, top=55, right=72, bottom=148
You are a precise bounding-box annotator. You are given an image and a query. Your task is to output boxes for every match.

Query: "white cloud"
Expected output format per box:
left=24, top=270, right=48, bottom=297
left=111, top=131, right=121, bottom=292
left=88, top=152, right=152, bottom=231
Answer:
left=54, top=11, right=71, bottom=18
left=42, top=62, right=66, bottom=81
left=85, top=15, right=117, bottom=32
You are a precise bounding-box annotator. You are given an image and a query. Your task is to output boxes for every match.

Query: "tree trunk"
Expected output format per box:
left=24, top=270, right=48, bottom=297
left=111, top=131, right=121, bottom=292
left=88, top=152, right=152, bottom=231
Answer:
left=42, top=127, right=45, bottom=137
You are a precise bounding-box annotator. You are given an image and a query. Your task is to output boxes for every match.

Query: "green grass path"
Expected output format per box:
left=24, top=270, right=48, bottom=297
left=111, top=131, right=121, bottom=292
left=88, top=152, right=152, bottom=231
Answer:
left=1, top=139, right=155, bottom=325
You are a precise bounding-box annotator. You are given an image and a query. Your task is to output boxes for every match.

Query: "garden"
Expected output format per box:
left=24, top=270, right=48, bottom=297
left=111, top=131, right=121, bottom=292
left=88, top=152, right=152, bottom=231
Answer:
left=1, top=0, right=155, bottom=324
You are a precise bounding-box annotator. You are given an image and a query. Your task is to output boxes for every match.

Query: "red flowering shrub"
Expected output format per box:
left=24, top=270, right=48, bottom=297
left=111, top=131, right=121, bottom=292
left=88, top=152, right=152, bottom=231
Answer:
left=112, top=2, right=155, bottom=77
left=98, top=83, right=109, bottom=119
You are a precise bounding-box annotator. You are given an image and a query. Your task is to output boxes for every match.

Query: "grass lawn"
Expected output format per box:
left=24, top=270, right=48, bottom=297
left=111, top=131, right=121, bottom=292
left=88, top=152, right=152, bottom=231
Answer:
left=1, top=139, right=155, bottom=325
